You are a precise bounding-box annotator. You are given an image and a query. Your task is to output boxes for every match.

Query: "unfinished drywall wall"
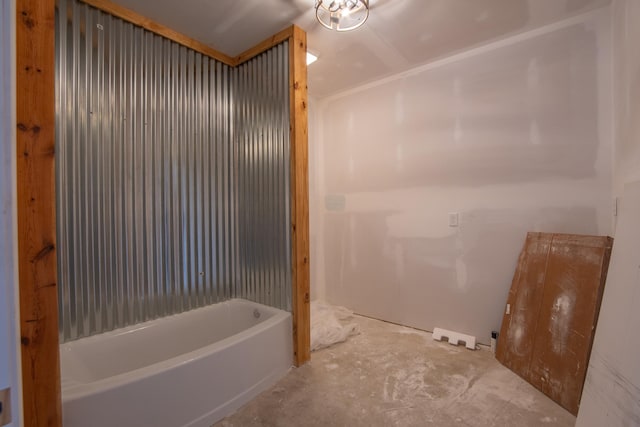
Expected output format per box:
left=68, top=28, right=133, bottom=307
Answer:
left=312, top=9, right=613, bottom=344
left=309, top=95, right=326, bottom=302
left=576, top=1, right=640, bottom=425
left=576, top=180, right=640, bottom=426
left=0, top=0, right=21, bottom=425
left=611, top=0, right=640, bottom=195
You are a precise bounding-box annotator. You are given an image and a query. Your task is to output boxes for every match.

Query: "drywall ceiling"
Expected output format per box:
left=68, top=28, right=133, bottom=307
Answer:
left=110, top=0, right=611, bottom=98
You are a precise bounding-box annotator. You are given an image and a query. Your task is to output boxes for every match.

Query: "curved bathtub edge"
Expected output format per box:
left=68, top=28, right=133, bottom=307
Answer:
left=61, top=310, right=290, bottom=401
left=61, top=301, right=294, bottom=427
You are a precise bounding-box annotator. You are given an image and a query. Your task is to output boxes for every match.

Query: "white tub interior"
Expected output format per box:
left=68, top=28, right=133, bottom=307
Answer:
left=60, top=299, right=292, bottom=427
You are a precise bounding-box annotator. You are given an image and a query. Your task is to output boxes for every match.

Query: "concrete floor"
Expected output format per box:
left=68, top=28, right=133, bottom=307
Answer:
left=215, top=315, right=576, bottom=427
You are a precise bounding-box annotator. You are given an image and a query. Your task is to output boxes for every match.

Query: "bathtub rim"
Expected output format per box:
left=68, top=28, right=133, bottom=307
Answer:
left=60, top=298, right=292, bottom=401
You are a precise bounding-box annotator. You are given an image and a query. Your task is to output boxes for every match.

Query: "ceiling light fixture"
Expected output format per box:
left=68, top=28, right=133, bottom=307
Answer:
left=315, top=0, right=369, bottom=32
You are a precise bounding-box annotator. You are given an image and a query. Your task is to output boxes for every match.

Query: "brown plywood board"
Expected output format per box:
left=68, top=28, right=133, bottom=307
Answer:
left=496, top=232, right=612, bottom=415
left=497, top=233, right=551, bottom=376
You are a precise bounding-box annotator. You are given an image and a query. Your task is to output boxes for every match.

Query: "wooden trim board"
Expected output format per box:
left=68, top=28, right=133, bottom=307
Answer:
left=80, top=0, right=236, bottom=65
left=16, top=0, right=62, bottom=426
left=288, top=26, right=311, bottom=366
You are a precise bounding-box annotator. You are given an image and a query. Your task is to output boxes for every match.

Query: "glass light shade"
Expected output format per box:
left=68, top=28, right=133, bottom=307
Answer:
left=315, top=0, right=369, bottom=32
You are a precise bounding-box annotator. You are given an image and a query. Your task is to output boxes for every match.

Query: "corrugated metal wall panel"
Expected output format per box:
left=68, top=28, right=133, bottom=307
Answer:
left=235, top=42, right=291, bottom=311
left=55, top=0, right=291, bottom=342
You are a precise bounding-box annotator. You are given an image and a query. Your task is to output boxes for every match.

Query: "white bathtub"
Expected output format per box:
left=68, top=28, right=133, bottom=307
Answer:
left=60, top=299, right=293, bottom=427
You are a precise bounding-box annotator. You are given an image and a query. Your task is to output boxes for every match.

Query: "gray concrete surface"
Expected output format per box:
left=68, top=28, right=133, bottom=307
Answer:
left=215, top=315, right=576, bottom=427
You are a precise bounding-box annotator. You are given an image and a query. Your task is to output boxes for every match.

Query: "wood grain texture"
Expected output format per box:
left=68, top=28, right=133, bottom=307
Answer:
left=495, top=234, right=551, bottom=375
left=16, top=0, right=62, bottom=425
left=496, top=232, right=613, bottom=415
left=288, top=25, right=311, bottom=366
left=234, top=26, right=294, bottom=65
left=80, top=0, right=236, bottom=65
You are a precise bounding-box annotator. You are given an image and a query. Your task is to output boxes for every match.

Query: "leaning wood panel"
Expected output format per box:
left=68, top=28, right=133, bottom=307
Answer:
left=496, top=232, right=613, bottom=415
left=495, top=234, right=551, bottom=377
left=80, top=0, right=236, bottom=65
left=16, top=0, right=62, bottom=426
left=528, top=234, right=612, bottom=414
left=288, top=26, right=311, bottom=366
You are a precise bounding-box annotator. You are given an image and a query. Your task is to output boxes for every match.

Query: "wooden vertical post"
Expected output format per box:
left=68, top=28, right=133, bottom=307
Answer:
left=16, top=0, right=62, bottom=425
left=289, top=25, right=310, bottom=366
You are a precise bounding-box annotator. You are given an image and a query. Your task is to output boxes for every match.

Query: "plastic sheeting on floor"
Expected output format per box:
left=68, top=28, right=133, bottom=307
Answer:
left=311, top=301, right=360, bottom=351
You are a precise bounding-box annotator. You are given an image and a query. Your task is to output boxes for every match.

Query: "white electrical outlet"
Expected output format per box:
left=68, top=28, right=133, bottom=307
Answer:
left=0, top=388, right=11, bottom=426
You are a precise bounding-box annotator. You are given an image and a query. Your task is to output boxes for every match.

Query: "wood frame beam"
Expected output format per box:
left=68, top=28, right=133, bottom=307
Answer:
left=288, top=26, right=310, bottom=366
left=17, top=1, right=310, bottom=423
left=16, top=0, right=61, bottom=426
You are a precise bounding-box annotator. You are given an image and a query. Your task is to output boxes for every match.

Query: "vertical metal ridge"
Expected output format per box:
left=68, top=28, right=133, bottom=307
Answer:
left=56, top=0, right=291, bottom=342
left=283, top=41, right=292, bottom=312
left=235, top=44, right=291, bottom=311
